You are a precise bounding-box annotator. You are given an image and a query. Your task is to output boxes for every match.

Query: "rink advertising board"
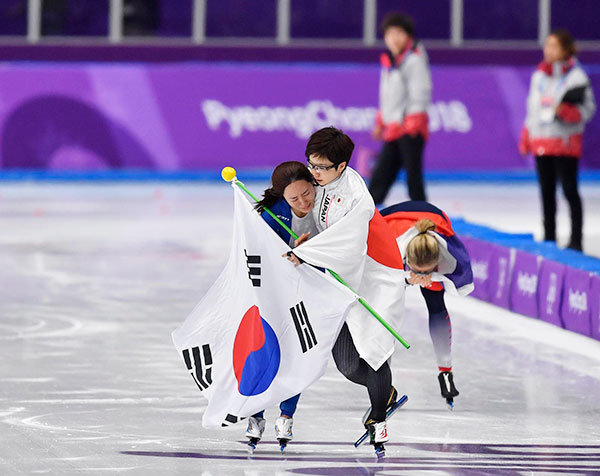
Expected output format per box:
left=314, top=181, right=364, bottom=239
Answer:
left=488, top=244, right=512, bottom=310
left=590, top=275, right=600, bottom=341
left=1, top=63, right=600, bottom=171
left=537, top=259, right=566, bottom=328
left=509, top=251, right=540, bottom=319
left=560, top=267, right=593, bottom=338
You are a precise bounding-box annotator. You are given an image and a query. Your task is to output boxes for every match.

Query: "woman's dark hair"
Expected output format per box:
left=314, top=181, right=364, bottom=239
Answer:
left=304, top=126, right=355, bottom=167
left=255, top=161, right=314, bottom=212
left=380, top=12, right=415, bottom=37
left=550, top=29, right=577, bottom=59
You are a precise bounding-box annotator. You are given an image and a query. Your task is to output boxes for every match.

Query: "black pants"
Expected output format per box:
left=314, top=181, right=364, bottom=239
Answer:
left=535, top=155, right=582, bottom=248
left=420, top=287, right=453, bottom=370
left=332, top=323, right=391, bottom=422
left=369, top=135, right=426, bottom=205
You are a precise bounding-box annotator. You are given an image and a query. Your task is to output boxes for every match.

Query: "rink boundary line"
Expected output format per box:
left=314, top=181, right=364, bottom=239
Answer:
left=2, top=169, right=600, bottom=182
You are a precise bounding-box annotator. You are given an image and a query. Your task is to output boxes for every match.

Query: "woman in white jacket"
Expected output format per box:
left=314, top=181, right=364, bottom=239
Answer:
left=519, top=30, right=596, bottom=252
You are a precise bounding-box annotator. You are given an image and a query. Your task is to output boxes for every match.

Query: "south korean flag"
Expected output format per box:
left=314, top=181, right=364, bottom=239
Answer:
left=172, top=184, right=357, bottom=428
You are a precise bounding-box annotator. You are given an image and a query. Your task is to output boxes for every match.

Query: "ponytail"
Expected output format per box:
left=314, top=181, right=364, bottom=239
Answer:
left=255, top=187, right=280, bottom=213
left=406, top=219, right=439, bottom=266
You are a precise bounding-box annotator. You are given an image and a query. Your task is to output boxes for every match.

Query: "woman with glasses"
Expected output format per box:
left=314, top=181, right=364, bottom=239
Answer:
left=291, top=127, right=405, bottom=455
left=245, top=160, right=318, bottom=452
left=381, top=201, right=474, bottom=409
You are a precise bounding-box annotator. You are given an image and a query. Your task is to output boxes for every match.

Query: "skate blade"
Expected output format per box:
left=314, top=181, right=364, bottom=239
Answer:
left=374, top=444, right=386, bottom=459
left=354, top=394, right=408, bottom=448
left=278, top=439, right=289, bottom=453
left=446, top=398, right=454, bottom=411
left=247, top=438, right=259, bottom=455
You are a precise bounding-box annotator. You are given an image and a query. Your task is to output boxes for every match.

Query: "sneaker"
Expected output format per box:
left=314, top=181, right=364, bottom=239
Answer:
left=362, top=386, right=398, bottom=425
left=274, top=417, right=293, bottom=441
left=246, top=416, right=266, bottom=440
left=438, top=371, right=459, bottom=399
left=367, top=421, right=389, bottom=444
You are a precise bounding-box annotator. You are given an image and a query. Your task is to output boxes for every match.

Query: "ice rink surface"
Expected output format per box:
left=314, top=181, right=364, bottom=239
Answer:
left=1, top=180, right=600, bottom=475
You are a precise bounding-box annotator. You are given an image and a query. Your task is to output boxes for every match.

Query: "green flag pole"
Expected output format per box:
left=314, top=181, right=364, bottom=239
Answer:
left=221, top=167, right=410, bottom=350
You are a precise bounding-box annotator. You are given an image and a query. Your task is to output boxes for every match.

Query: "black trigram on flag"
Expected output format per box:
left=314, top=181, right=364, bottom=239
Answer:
left=290, top=301, right=317, bottom=353
left=182, top=344, right=213, bottom=391
left=221, top=414, right=246, bottom=427
left=244, top=249, right=261, bottom=287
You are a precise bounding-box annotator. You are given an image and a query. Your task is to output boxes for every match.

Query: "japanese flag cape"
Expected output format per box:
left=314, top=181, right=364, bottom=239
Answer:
left=293, top=167, right=406, bottom=371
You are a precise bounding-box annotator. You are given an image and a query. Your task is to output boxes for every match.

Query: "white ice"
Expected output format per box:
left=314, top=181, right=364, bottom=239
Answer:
left=1, top=180, right=599, bottom=475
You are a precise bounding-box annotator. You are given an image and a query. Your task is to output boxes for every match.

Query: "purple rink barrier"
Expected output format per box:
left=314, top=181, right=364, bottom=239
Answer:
left=537, top=259, right=566, bottom=328
left=488, top=244, right=512, bottom=309
left=590, top=275, right=600, bottom=341
left=454, top=221, right=600, bottom=342
left=461, top=237, right=492, bottom=301
left=1, top=62, right=600, bottom=171
left=560, top=268, right=592, bottom=338
left=509, top=250, right=540, bottom=319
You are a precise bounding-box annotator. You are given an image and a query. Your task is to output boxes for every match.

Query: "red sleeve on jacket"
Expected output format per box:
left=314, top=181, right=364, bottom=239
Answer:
left=375, top=110, right=384, bottom=128
left=556, top=103, right=582, bottom=123
left=402, top=113, right=429, bottom=140
left=382, top=122, right=405, bottom=142
left=518, top=126, right=530, bottom=154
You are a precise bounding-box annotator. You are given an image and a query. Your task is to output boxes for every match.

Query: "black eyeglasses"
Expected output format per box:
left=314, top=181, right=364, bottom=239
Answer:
left=405, top=262, right=437, bottom=276
left=307, top=159, right=336, bottom=172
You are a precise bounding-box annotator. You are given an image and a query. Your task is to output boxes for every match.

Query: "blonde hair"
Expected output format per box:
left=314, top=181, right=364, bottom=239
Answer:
left=406, top=219, right=439, bottom=267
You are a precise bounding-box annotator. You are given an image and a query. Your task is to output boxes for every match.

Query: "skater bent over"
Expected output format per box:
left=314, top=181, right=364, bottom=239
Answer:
left=381, top=201, right=474, bottom=408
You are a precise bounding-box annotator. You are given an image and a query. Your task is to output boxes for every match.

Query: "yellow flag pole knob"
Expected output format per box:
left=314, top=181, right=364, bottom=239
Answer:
left=221, top=167, right=237, bottom=182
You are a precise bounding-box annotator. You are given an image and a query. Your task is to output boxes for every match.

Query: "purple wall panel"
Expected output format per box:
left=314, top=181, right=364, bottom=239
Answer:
left=590, top=274, right=600, bottom=341
left=551, top=0, right=600, bottom=41
left=291, top=0, right=363, bottom=39
left=537, top=259, right=566, bottom=328
left=488, top=244, right=512, bottom=309
left=581, top=68, right=600, bottom=169
left=377, top=0, right=450, bottom=40
left=510, top=250, right=539, bottom=318
left=464, top=0, right=538, bottom=40
left=0, top=0, right=26, bottom=36
left=560, top=268, right=592, bottom=337
left=462, top=237, right=492, bottom=301
left=0, top=62, right=597, bottom=172
left=206, top=0, right=276, bottom=38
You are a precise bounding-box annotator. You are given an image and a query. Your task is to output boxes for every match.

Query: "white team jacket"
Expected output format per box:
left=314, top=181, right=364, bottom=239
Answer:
left=293, top=167, right=406, bottom=370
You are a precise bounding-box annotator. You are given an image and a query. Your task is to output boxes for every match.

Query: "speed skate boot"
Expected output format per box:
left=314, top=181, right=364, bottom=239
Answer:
left=365, top=420, right=388, bottom=458
left=362, top=386, right=398, bottom=425
left=274, top=416, right=293, bottom=453
left=438, top=371, right=459, bottom=410
left=246, top=416, right=266, bottom=453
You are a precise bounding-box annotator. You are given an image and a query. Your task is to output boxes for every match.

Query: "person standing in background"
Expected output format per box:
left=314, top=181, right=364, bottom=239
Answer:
left=369, top=12, right=432, bottom=206
left=519, top=30, right=596, bottom=252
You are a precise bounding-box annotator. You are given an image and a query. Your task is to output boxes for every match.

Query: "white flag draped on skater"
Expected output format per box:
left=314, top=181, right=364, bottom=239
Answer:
left=293, top=169, right=406, bottom=371
left=172, top=185, right=357, bottom=428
